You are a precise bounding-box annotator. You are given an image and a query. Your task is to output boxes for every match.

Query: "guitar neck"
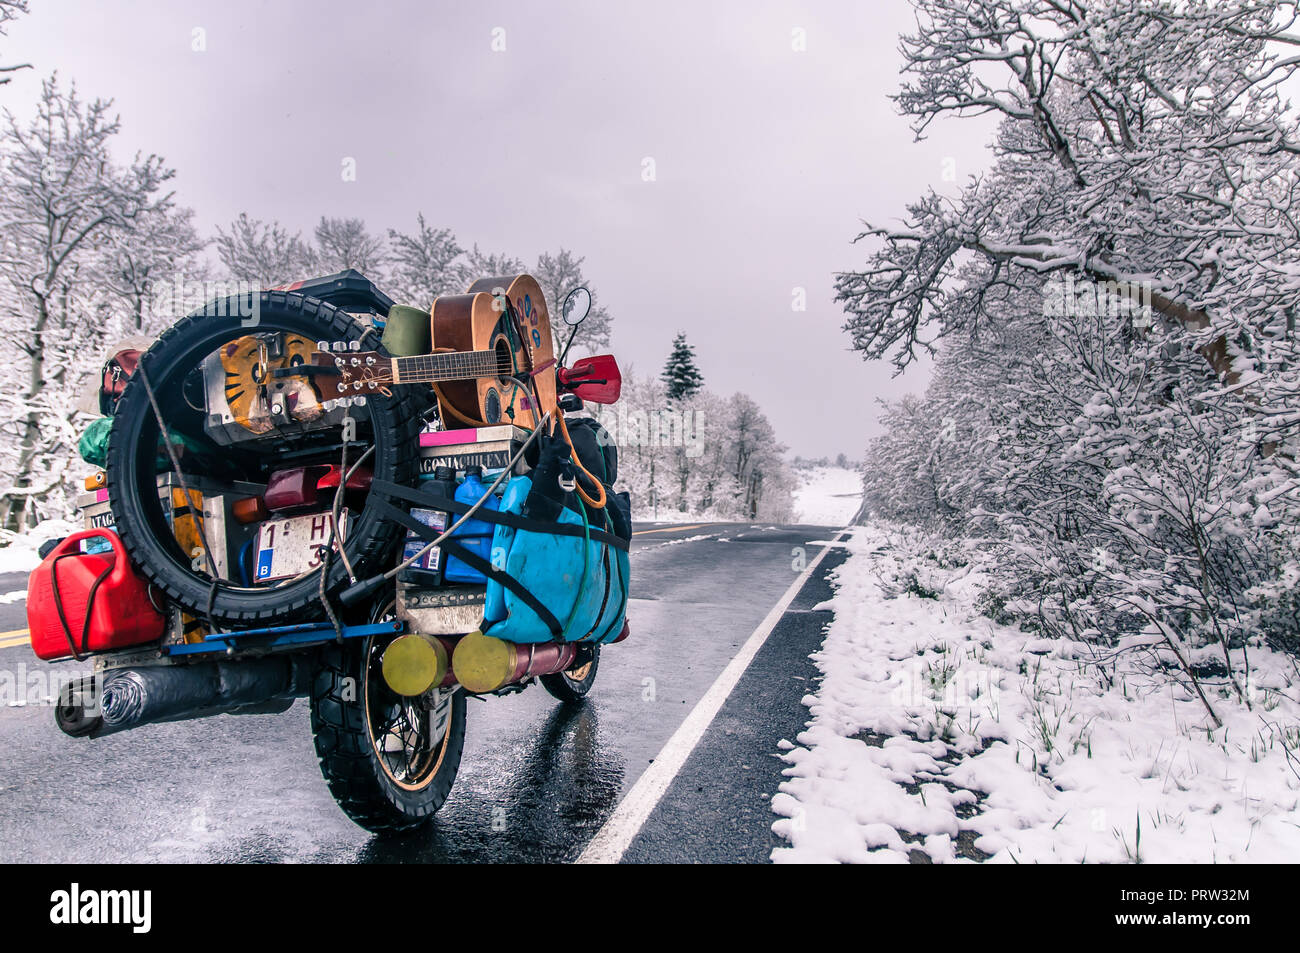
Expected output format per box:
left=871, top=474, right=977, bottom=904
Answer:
left=392, top=349, right=512, bottom=383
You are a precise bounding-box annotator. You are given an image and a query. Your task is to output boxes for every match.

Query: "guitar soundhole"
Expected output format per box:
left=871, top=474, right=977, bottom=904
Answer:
left=494, top=336, right=513, bottom=377
left=484, top=387, right=501, bottom=423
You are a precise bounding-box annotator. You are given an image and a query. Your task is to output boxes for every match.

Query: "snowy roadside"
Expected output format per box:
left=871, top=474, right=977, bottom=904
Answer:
left=630, top=464, right=863, bottom=526
left=771, top=523, right=1300, bottom=863
left=0, top=519, right=79, bottom=575
left=792, top=466, right=862, bottom=526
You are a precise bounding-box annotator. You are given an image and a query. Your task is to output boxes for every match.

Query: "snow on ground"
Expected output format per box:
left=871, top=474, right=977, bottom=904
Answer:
left=0, top=520, right=79, bottom=575
left=631, top=506, right=731, bottom=524
left=772, top=523, right=1300, bottom=863
left=793, top=466, right=862, bottom=526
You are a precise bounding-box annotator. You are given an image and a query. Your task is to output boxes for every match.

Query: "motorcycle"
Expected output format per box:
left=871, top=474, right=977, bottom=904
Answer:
left=26, top=271, right=629, bottom=833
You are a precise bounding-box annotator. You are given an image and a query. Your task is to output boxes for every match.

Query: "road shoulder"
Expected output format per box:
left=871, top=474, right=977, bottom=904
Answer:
left=617, top=533, right=852, bottom=863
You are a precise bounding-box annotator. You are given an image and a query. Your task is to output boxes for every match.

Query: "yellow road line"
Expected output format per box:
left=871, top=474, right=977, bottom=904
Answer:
left=0, top=627, right=29, bottom=641
left=632, top=524, right=707, bottom=536
left=0, top=633, right=30, bottom=649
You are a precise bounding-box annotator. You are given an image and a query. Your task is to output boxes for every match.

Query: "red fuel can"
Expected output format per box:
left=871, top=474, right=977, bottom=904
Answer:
left=27, top=529, right=166, bottom=661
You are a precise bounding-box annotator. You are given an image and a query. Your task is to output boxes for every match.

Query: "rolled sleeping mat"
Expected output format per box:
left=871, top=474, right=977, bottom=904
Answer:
left=451, top=630, right=580, bottom=694
left=57, top=657, right=311, bottom=739
left=381, top=633, right=456, bottom=696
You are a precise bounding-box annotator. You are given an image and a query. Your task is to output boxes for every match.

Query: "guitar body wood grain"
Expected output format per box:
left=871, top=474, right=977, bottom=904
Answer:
left=432, top=274, right=555, bottom=428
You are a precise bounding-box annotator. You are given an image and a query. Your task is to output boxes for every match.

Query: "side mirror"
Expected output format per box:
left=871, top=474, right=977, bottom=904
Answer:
left=561, top=287, right=592, bottom=327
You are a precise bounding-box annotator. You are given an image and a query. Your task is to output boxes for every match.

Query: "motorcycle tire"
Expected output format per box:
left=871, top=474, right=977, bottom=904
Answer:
left=540, top=646, right=600, bottom=703
left=311, top=634, right=466, bottom=833
left=106, top=290, right=423, bottom=626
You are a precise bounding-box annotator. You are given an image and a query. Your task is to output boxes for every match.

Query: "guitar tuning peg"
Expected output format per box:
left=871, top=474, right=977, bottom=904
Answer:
left=331, top=341, right=347, bottom=353
left=316, top=340, right=329, bottom=351
left=348, top=340, right=361, bottom=351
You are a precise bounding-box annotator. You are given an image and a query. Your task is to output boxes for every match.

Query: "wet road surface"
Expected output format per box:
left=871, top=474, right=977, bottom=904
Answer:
left=0, top=524, right=846, bottom=863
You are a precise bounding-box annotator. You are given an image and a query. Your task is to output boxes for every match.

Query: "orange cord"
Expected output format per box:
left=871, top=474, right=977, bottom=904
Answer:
left=556, top=411, right=607, bottom=509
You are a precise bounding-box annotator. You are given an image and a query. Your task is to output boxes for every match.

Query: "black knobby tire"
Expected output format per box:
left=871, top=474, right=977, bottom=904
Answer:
left=310, top=638, right=466, bottom=833
left=540, top=646, right=600, bottom=703
left=106, top=291, right=423, bottom=625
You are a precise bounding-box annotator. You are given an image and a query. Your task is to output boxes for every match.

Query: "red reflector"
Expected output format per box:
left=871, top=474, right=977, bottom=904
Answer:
left=316, top=465, right=372, bottom=493
left=265, top=466, right=329, bottom=512
left=233, top=496, right=270, bottom=524
left=265, top=465, right=373, bottom=512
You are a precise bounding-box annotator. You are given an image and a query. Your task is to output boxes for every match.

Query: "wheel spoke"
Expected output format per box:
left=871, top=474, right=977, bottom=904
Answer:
left=363, top=632, right=448, bottom=785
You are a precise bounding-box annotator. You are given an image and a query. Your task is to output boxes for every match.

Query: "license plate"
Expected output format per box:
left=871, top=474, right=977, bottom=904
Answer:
left=254, top=511, right=348, bottom=582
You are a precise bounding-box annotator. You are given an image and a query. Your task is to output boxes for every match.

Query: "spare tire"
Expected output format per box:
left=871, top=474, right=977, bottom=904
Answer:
left=106, top=291, right=422, bottom=626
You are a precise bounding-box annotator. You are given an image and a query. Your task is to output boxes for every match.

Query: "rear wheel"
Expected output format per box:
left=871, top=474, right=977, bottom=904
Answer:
left=540, top=645, right=599, bottom=703
left=310, top=619, right=465, bottom=833
left=105, top=291, right=424, bottom=625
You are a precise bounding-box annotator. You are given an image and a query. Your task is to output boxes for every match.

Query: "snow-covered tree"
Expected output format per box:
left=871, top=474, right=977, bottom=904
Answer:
left=214, top=212, right=312, bottom=288
left=100, top=202, right=205, bottom=330
left=385, top=213, right=464, bottom=308
left=841, top=0, right=1300, bottom=398
left=661, top=332, right=704, bottom=401
left=533, top=248, right=611, bottom=356
left=594, top=371, right=793, bottom=521
left=311, top=215, right=385, bottom=276
left=0, top=75, right=176, bottom=528
left=463, top=244, right=524, bottom=280
left=0, top=1, right=29, bottom=89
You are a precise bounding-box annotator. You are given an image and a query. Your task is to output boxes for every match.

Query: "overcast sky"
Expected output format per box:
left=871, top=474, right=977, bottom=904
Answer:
left=4, top=0, right=996, bottom=458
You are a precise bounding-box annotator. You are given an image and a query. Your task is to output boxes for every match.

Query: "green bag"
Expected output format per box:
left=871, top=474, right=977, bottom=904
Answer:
left=77, top=416, right=210, bottom=470
left=78, top=417, right=113, bottom=468
left=381, top=305, right=432, bottom=356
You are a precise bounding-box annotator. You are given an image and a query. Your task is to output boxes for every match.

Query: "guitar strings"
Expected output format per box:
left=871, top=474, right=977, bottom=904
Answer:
left=395, top=349, right=522, bottom=381
left=336, top=349, right=527, bottom=386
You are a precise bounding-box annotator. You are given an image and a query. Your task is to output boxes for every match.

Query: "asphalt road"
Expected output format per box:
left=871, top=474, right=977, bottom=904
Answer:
left=0, top=523, right=847, bottom=863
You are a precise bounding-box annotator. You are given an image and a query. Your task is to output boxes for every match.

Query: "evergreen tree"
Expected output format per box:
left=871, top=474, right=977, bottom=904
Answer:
left=661, top=333, right=703, bottom=401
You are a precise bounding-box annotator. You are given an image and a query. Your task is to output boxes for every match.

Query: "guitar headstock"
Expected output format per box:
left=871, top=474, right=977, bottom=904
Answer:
left=300, top=347, right=394, bottom=398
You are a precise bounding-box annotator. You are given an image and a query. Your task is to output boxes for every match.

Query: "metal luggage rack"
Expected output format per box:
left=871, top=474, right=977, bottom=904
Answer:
left=166, top=619, right=406, bottom=657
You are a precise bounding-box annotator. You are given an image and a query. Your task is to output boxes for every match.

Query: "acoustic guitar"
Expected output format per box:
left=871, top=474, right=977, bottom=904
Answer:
left=312, top=274, right=557, bottom=429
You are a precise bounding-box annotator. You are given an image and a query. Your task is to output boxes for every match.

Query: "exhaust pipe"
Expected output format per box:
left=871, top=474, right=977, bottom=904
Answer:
left=55, top=657, right=311, bottom=739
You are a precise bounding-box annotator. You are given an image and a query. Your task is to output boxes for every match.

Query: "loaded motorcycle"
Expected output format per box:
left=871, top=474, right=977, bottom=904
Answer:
left=26, top=270, right=629, bottom=833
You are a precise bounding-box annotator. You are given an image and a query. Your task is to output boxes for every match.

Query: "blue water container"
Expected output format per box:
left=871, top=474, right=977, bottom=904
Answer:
left=443, top=466, right=499, bottom=584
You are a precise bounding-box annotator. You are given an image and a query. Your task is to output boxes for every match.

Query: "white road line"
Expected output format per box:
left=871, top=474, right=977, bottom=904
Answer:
left=576, top=529, right=847, bottom=864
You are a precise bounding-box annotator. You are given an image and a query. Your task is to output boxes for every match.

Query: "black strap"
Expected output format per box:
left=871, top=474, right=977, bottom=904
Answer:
left=373, top=496, right=563, bottom=636
left=370, top=497, right=448, bottom=542
left=577, top=545, right=613, bottom=643
left=49, top=552, right=114, bottom=661
left=595, top=543, right=629, bottom=643
left=372, top=480, right=629, bottom=552
left=437, top=537, right=564, bottom=638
